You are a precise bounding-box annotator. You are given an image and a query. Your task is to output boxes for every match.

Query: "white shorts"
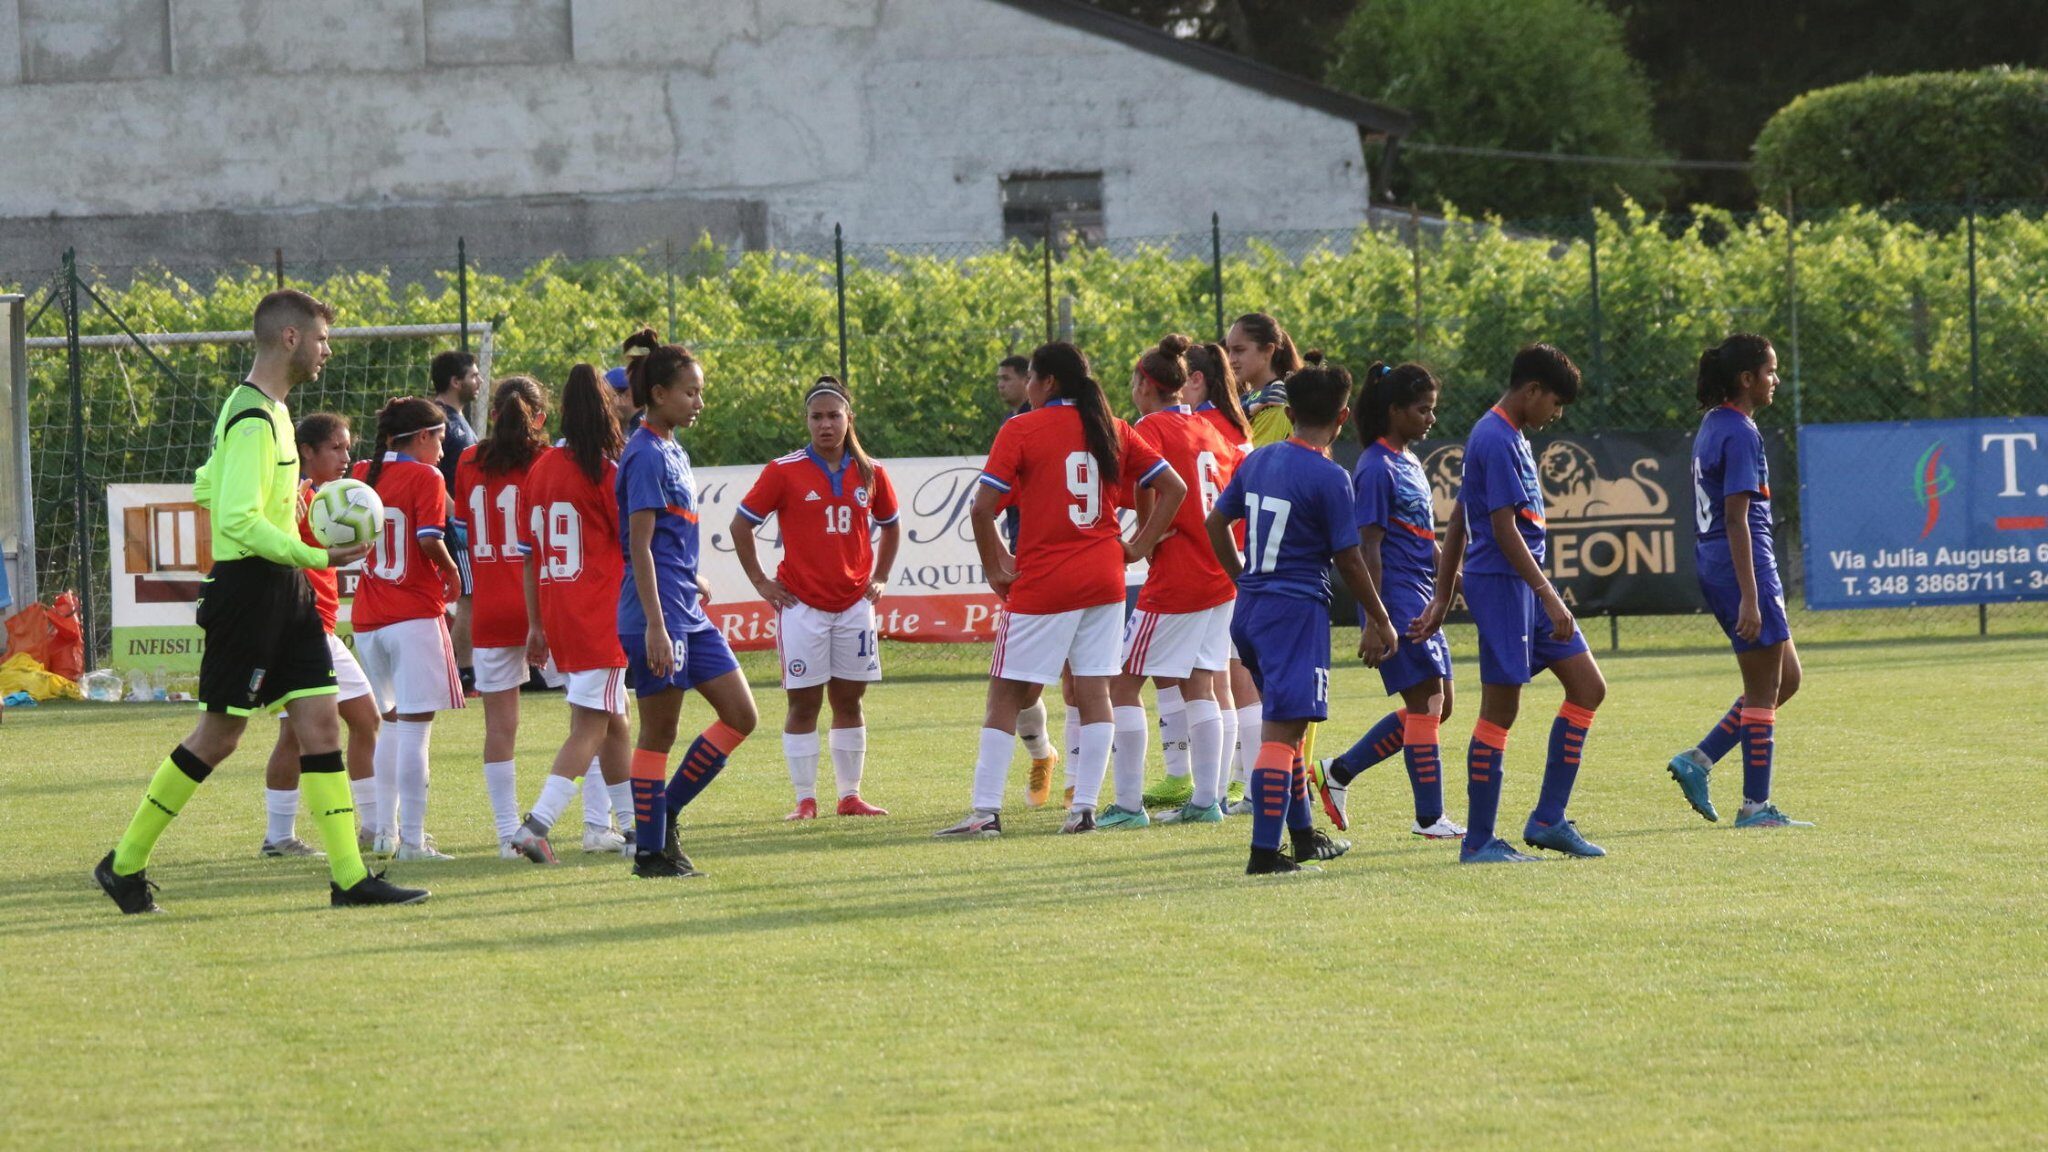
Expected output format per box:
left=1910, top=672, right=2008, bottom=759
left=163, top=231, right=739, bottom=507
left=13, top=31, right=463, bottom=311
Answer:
left=473, top=645, right=534, bottom=694
left=1121, top=602, right=1234, bottom=679
left=329, top=634, right=372, bottom=705
left=563, top=666, right=629, bottom=714
left=354, top=616, right=465, bottom=715
left=991, top=602, right=1123, bottom=685
left=777, top=600, right=881, bottom=689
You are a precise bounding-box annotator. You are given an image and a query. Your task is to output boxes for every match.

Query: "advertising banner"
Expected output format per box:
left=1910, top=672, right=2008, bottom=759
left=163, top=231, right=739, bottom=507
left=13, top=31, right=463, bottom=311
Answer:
left=1799, top=418, right=2048, bottom=609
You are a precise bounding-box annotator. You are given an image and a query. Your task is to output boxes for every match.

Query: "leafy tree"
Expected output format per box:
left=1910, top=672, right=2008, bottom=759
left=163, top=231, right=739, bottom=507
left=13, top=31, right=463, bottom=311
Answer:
left=1325, top=0, right=1669, bottom=219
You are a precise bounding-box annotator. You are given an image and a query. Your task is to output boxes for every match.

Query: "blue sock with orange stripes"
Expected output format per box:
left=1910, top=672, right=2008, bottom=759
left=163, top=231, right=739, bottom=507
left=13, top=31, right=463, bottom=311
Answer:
left=1249, top=743, right=1293, bottom=851
left=1530, top=703, right=1595, bottom=827
left=1463, top=720, right=1509, bottom=853
left=1287, top=751, right=1314, bottom=832
left=1696, top=697, right=1744, bottom=763
left=1401, top=712, right=1445, bottom=827
left=1330, top=712, right=1403, bottom=785
left=665, top=721, right=747, bottom=813
left=630, top=749, right=668, bottom=856
left=1740, top=706, right=1775, bottom=803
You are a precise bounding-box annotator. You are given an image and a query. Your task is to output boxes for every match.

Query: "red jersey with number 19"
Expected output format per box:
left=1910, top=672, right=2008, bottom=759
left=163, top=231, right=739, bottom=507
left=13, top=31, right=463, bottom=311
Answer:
left=519, top=446, right=626, bottom=673
left=736, top=447, right=901, bottom=613
left=349, top=455, right=450, bottom=631
left=1128, top=407, right=1237, bottom=614
left=978, top=401, right=1169, bottom=615
left=452, top=445, right=535, bottom=648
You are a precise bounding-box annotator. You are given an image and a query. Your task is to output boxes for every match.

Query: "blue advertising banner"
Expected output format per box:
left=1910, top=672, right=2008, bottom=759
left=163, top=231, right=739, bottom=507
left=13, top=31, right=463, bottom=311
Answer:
left=1800, top=418, right=2048, bottom=609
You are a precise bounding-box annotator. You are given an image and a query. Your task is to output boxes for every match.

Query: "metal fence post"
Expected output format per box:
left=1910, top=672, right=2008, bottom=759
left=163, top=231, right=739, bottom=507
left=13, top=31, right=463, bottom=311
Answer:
left=664, top=237, right=678, bottom=339
left=273, top=248, right=285, bottom=290
left=457, top=236, right=471, bottom=352
left=63, top=249, right=93, bottom=660
left=1410, top=206, right=1425, bottom=358
left=1586, top=204, right=1606, bottom=417
left=1785, top=195, right=1802, bottom=429
left=1966, top=191, right=1985, bottom=636
left=1042, top=221, right=1055, bottom=344
left=834, top=223, right=849, bottom=383
left=1210, top=212, right=1225, bottom=342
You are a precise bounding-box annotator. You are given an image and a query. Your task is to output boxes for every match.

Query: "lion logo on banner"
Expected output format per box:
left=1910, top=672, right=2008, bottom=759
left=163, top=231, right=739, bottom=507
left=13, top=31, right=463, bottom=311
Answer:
left=1537, top=441, right=1669, bottom=518
left=1421, top=444, right=1465, bottom=526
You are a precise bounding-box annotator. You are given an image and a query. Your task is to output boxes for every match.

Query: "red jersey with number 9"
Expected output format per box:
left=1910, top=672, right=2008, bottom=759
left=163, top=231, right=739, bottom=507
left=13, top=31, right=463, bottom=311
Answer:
left=1127, top=407, right=1238, bottom=614
left=349, top=455, right=450, bottom=631
left=979, top=401, right=1169, bottom=615
left=737, top=447, right=901, bottom=614
left=452, top=445, right=535, bottom=648
left=518, top=446, right=626, bottom=673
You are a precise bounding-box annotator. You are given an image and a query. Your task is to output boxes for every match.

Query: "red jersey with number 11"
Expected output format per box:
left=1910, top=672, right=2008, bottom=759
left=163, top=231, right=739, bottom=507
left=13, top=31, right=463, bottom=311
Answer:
left=452, top=445, right=535, bottom=648
left=519, top=446, right=626, bottom=673
left=978, top=401, right=1169, bottom=615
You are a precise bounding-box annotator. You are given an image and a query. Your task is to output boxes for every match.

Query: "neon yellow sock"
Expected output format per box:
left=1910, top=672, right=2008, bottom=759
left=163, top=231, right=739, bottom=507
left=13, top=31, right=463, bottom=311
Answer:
left=300, top=771, right=369, bottom=889
left=111, top=755, right=203, bottom=875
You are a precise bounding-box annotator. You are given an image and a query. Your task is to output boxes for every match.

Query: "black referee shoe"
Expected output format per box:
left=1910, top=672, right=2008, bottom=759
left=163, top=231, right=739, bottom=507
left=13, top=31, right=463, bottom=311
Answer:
left=632, top=851, right=705, bottom=879
left=94, top=851, right=162, bottom=914
left=330, top=871, right=430, bottom=907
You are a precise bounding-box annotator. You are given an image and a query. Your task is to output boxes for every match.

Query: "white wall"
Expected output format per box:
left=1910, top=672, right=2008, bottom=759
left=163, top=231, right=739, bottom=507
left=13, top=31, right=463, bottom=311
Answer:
left=0, top=0, right=1369, bottom=256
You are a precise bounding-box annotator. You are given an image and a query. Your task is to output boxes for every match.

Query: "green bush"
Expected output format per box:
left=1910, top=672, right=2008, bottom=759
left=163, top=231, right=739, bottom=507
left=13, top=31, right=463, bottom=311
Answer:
left=1754, top=68, right=2048, bottom=208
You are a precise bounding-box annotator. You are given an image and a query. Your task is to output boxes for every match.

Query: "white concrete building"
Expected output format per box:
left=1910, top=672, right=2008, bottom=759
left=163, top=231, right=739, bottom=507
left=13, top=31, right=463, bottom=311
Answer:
left=0, top=0, right=1410, bottom=269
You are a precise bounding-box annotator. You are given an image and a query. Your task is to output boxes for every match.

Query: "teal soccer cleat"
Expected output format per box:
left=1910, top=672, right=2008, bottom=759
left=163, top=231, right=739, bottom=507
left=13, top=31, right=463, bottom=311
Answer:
left=1458, top=838, right=1540, bottom=864
left=1095, top=804, right=1151, bottom=830
left=1733, top=803, right=1813, bottom=829
left=1666, top=749, right=1719, bottom=822
left=1522, top=819, right=1607, bottom=857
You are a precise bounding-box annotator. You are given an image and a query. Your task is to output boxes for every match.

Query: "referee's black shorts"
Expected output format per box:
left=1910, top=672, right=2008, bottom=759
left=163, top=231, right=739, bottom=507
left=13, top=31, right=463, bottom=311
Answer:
left=195, top=558, right=336, bottom=716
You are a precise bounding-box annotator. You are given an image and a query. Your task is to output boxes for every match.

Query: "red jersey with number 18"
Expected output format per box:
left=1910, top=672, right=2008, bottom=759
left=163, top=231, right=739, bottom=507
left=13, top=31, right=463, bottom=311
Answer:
left=349, top=455, right=450, bottom=631
left=736, top=447, right=901, bottom=614
left=978, top=401, right=1169, bottom=615
left=452, top=445, right=535, bottom=648
left=1127, top=406, right=1237, bottom=614
left=518, top=446, right=626, bottom=673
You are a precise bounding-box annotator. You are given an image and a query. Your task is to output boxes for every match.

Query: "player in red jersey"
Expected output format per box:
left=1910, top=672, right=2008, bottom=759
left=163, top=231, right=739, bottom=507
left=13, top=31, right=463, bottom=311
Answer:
left=452, top=375, right=556, bottom=857
left=1101, top=335, right=1242, bottom=828
left=504, top=365, right=639, bottom=863
left=257, top=412, right=383, bottom=857
left=935, top=342, right=1187, bottom=837
left=1181, top=340, right=1260, bottom=810
left=732, top=377, right=903, bottom=821
left=350, top=397, right=463, bottom=861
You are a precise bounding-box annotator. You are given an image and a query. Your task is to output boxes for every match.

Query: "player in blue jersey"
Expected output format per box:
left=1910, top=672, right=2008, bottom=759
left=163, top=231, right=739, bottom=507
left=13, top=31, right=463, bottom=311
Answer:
left=1419, top=344, right=1608, bottom=863
left=1314, top=362, right=1466, bottom=841
left=615, top=328, right=758, bottom=879
left=1667, top=334, right=1811, bottom=829
left=1207, top=352, right=1400, bottom=875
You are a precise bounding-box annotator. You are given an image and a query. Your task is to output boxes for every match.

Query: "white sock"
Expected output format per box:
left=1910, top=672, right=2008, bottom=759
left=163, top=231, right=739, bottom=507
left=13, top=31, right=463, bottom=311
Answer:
left=830, top=726, right=866, bottom=798
left=530, top=773, right=579, bottom=835
left=971, top=726, right=1013, bottom=812
left=264, top=788, right=298, bottom=843
left=1218, top=705, right=1238, bottom=794
left=372, top=728, right=400, bottom=838
left=1071, top=722, right=1114, bottom=811
left=1016, top=699, right=1053, bottom=759
left=350, top=775, right=380, bottom=836
left=1156, top=686, right=1189, bottom=779
left=1186, top=699, right=1224, bottom=807
left=1234, top=703, right=1263, bottom=784
left=1064, top=706, right=1081, bottom=785
left=484, top=759, right=519, bottom=841
left=606, top=780, right=634, bottom=827
left=783, top=730, right=821, bottom=802
left=1111, top=705, right=1149, bottom=810
left=390, top=719, right=434, bottom=846
left=582, top=756, right=611, bottom=829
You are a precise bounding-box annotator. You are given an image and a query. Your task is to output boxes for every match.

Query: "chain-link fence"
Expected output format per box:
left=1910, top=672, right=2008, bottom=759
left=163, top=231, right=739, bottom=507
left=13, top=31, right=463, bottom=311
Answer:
left=10, top=198, right=2048, bottom=667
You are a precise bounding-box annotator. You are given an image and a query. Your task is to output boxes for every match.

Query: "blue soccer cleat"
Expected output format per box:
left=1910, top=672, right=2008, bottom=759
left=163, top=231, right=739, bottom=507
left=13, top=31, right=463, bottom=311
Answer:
left=1459, top=837, right=1541, bottom=864
left=1666, top=749, right=1719, bottom=822
left=1523, top=818, right=1608, bottom=857
left=1733, top=803, right=1813, bottom=829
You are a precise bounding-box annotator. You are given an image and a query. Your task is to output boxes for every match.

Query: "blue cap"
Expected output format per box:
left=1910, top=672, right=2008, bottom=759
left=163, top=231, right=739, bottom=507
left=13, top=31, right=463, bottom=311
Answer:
left=604, top=367, right=630, bottom=391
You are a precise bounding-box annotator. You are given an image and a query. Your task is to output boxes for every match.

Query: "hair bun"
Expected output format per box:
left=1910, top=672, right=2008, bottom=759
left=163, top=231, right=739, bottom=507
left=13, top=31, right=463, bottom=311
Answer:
left=622, top=327, right=661, bottom=354
left=1157, top=333, right=1192, bottom=358
left=1301, top=348, right=1327, bottom=367
left=1368, top=360, right=1392, bottom=382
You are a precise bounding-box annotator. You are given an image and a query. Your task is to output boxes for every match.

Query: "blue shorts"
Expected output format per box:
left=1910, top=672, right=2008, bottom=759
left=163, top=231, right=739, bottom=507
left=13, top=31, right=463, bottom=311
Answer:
left=1230, top=592, right=1329, bottom=723
left=1361, top=585, right=1453, bottom=696
left=1463, top=572, right=1590, bottom=687
left=1699, top=566, right=1791, bottom=653
left=448, top=521, right=474, bottom=596
left=620, top=626, right=741, bottom=698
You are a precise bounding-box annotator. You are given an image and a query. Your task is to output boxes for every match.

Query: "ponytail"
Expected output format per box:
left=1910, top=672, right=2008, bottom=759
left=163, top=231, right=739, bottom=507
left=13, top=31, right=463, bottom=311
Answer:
left=1186, top=340, right=1250, bottom=440
left=364, top=396, right=445, bottom=488
left=806, top=376, right=875, bottom=485
left=1353, top=361, right=1439, bottom=447
left=621, top=326, right=700, bottom=409
left=475, top=375, right=550, bottom=474
left=1695, top=334, right=1774, bottom=410
left=560, top=363, right=622, bottom=485
left=1134, top=333, right=1192, bottom=398
left=1029, top=341, right=1120, bottom=485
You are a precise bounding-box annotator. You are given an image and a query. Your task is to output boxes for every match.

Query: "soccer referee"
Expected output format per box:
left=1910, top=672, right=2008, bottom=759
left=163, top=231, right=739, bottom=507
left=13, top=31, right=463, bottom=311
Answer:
left=94, top=290, right=428, bottom=912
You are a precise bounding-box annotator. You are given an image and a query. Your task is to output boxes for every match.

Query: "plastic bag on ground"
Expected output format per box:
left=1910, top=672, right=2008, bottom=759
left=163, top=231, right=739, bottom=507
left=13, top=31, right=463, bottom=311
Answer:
left=0, top=652, right=82, bottom=702
left=4, top=593, right=86, bottom=682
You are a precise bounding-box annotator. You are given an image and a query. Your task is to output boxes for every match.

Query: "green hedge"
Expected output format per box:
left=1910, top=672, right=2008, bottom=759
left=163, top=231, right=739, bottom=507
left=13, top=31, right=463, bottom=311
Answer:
left=1754, top=69, right=2048, bottom=208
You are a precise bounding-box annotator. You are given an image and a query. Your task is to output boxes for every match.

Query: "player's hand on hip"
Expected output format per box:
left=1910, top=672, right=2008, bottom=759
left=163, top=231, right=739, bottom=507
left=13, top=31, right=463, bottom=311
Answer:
left=865, top=580, right=886, bottom=604
left=753, top=577, right=796, bottom=609
left=986, top=555, right=1016, bottom=600
left=644, top=623, right=675, bottom=679
left=325, top=542, right=371, bottom=569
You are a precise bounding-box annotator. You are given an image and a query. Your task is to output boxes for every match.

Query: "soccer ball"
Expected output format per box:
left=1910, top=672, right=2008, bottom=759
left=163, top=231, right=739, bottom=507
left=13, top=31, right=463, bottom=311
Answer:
left=309, top=478, right=385, bottom=548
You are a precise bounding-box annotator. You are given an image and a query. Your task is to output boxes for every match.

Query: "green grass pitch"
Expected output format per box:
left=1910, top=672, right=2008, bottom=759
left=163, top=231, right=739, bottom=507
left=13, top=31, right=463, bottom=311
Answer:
left=3, top=635, right=2044, bottom=1149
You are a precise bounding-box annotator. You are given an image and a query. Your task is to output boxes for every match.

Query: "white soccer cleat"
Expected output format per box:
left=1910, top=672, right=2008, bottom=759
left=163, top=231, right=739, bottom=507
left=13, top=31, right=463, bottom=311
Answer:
left=395, top=840, right=455, bottom=862
left=1412, top=815, right=1466, bottom=840
left=370, top=831, right=399, bottom=857
left=498, top=840, right=526, bottom=860
left=582, top=825, right=628, bottom=854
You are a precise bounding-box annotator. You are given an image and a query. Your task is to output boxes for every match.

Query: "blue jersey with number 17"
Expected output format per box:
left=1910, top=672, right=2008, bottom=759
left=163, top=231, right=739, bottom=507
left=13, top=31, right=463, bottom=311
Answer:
left=1213, top=438, right=1357, bottom=603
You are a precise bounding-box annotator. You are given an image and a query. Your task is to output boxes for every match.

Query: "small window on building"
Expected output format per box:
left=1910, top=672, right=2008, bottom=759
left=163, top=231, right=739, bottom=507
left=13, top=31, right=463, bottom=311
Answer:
left=1001, top=172, right=1105, bottom=251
